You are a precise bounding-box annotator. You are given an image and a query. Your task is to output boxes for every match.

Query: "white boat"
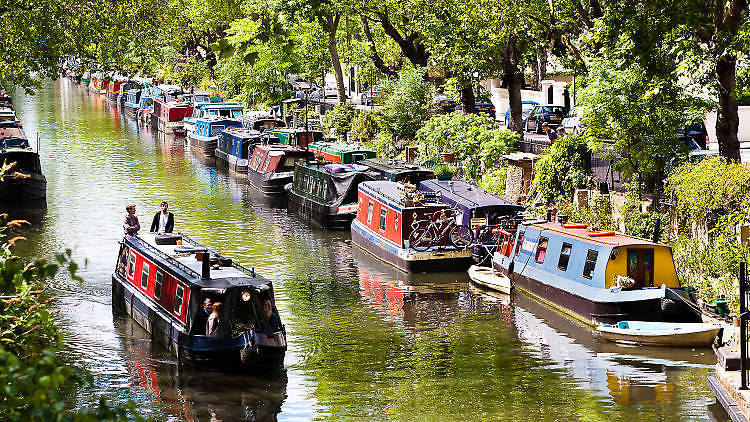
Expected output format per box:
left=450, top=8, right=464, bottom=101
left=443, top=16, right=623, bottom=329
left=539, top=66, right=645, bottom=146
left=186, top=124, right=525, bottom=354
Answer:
left=468, top=265, right=511, bottom=294
left=596, top=321, right=722, bottom=347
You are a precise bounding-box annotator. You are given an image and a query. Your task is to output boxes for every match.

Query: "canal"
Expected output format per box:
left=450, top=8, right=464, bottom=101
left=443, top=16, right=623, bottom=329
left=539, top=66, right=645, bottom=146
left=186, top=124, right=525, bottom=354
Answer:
left=8, top=79, right=728, bottom=421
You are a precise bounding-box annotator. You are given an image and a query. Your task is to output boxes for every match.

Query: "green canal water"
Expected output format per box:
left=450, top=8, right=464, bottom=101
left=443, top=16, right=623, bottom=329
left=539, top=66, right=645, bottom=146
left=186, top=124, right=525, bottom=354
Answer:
left=7, top=79, right=729, bottom=421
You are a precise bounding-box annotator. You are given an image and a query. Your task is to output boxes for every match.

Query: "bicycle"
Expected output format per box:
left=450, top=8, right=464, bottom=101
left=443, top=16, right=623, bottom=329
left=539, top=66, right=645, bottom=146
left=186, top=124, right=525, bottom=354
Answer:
left=408, top=208, right=473, bottom=252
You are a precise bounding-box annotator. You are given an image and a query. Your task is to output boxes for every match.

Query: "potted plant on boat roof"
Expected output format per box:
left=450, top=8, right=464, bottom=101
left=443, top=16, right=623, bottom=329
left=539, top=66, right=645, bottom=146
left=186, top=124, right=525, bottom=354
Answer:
left=433, top=163, right=456, bottom=181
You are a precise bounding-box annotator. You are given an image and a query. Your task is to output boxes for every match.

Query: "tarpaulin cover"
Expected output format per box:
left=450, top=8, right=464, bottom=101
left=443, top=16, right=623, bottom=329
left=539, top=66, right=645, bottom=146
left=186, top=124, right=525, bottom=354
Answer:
left=325, top=169, right=379, bottom=207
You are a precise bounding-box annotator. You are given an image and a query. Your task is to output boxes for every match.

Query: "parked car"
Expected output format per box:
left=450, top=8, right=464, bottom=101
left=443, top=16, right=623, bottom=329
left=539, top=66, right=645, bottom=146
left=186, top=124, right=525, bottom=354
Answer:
left=361, top=85, right=382, bottom=106
left=323, top=84, right=338, bottom=98
left=676, top=121, right=708, bottom=150
left=525, top=105, right=567, bottom=134
left=504, top=101, right=539, bottom=126
left=473, top=96, right=496, bottom=118
left=562, top=106, right=585, bottom=134
left=433, top=95, right=457, bottom=114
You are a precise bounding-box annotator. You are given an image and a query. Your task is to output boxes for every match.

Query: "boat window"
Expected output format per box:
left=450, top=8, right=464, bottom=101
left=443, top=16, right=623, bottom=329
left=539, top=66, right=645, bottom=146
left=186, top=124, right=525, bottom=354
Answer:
left=367, top=201, right=374, bottom=224
left=515, top=232, right=524, bottom=256
left=154, top=271, right=163, bottom=300
left=379, top=209, right=387, bottom=232
left=558, top=242, right=572, bottom=271
left=583, top=249, right=598, bottom=279
left=173, top=284, right=185, bottom=315
left=140, top=262, right=150, bottom=290
left=535, top=237, right=548, bottom=264
left=127, top=250, right=136, bottom=278
left=395, top=212, right=399, bottom=230
left=263, top=155, right=273, bottom=171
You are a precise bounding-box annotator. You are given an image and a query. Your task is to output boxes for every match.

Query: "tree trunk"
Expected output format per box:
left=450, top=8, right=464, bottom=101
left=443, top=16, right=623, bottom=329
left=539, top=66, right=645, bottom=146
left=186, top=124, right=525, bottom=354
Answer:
left=460, top=85, right=475, bottom=114
left=716, top=53, right=740, bottom=161
left=326, top=14, right=346, bottom=104
left=361, top=17, right=397, bottom=77
left=375, top=12, right=429, bottom=68
left=502, top=34, right=524, bottom=136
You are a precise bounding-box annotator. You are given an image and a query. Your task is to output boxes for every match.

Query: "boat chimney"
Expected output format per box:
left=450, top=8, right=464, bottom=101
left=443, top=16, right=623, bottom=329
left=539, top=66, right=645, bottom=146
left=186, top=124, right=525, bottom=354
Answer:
left=201, top=250, right=211, bottom=279
left=652, top=217, right=661, bottom=243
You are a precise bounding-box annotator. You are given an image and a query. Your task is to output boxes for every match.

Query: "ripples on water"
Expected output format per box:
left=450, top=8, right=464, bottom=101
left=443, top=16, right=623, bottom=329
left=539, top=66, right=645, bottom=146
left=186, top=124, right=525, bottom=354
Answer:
left=5, top=79, right=727, bottom=421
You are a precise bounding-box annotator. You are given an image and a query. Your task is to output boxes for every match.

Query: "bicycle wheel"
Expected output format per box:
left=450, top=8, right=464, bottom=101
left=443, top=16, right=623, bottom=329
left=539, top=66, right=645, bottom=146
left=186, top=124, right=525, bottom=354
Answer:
left=449, top=224, right=473, bottom=249
left=409, top=227, right=432, bottom=252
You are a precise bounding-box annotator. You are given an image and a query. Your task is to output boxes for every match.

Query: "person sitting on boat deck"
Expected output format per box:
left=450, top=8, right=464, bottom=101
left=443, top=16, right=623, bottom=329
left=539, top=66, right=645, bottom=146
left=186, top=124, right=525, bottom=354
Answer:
left=192, top=297, right=213, bottom=334
left=149, top=201, right=174, bottom=233
left=123, top=204, right=140, bottom=235
left=263, top=298, right=283, bottom=333
left=206, top=302, right=223, bottom=336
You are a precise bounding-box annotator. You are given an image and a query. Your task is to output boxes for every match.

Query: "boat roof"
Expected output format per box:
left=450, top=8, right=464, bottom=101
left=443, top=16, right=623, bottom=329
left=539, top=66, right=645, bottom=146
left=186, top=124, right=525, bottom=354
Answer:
left=359, top=158, right=433, bottom=176
left=308, top=141, right=375, bottom=154
left=201, top=102, right=243, bottom=110
left=359, top=181, right=445, bottom=207
left=0, top=127, right=24, bottom=139
left=527, top=221, right=662, bottom=247
left=301, top=162, right=371, bottom=175
left=254, top=143, right=307, bottom=153
left=419, top=179, right=523, bottom=210
left=127, top=233, right=272, bottom=290
left=1, top=137, right=30, bottom=149
left=157, top=84, right=182, bottom=93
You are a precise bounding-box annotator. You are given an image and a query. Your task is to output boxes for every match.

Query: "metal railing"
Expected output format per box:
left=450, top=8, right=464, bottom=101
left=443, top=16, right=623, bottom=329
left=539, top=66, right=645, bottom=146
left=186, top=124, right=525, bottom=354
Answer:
left=129, top=235, right=200, bottom=278
left=178, top=232, right=258, bottom=278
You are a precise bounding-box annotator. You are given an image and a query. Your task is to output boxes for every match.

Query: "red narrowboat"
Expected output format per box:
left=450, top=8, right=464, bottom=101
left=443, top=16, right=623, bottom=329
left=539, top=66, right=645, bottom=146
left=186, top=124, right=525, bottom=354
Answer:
left=112, top=232, right=287, bottom=371
left=106, top=80, right=123, bottom=103
left=247, top=144, right=313, bottom=195
left=153, top=99, right=194, bottom=135
left=351, top=181, right=473, bottom=273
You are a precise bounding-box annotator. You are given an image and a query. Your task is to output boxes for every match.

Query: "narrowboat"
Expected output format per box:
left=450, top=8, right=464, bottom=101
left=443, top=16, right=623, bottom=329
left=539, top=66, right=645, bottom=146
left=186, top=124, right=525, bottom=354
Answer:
left=106, top=80, right=124, bottom=102
left=247, top=144, right=313, bottom=195
left=184, top=102, right=244, bottom=136
left=182, top=90, right=216, bottom=106
left=418, top=179, right=524, bottom=264
left=116, top=82, right=135, bottom=107
left=287, top=162, right=376, bottom=229
left=91, top=77, right=109, bottom=95
left=265, top=128, right=323, bottom=148
left=238, top=111, right=285, bottom=132
left=156, top=84, right=183, bottom=100
left=136, top=86, right=162, bottom=124
left=307, top=141, right=376, bottom=164
left=112, top=232, right=287, bottom=371
left=216, top=127, right=278, bottom=174
left=187, top=117, right=242, bottom=157
left=152, top=99, right=193, bottom=135
left=0, top=107, right=16, bottom=122
left=492, top=221, right=702, bottom=325
left=123, top=89, right=142, bottom=116
left=0, top=132, right=46, bottom=201
left=351, top=181, right=473, bottom=273
left=81, top=70, right=91, bottom=83
left=357, top=158, right=435, bottom=184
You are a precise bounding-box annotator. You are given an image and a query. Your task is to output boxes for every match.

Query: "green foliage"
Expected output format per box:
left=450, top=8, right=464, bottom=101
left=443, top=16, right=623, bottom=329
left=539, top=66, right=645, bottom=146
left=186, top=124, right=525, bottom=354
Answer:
left=324, top=104, right=357, bottom=136
left=380, top=67, right=432, bottom=140
left=478, top=168, right=507, bottom=194
left=557, top=196, right=617, bottom=231
left=432, top=163, right=456, bottom=178
left=351, top=109, right=386, bottom=142
left=619, top=181, right=668, bottom=239
left=532, top=134, right=590, bottom=205
left=415, top=112, right=518, bottom=172
left=665, top=156, right=750, bottom=232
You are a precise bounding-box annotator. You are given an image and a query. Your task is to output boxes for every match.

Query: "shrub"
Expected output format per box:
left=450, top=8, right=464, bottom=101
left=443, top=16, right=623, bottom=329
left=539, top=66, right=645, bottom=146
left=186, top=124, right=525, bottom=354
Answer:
left=432, top=163, right=456, bottom=178
left=478, top=168, right=507, bottom=194
left=380, top=67, right=432, bottom=140
left=324, top=104, right=357, bottom=138
left=532, top=134, right=590, bottom=204
left=351, top=109, right=386, bottom=142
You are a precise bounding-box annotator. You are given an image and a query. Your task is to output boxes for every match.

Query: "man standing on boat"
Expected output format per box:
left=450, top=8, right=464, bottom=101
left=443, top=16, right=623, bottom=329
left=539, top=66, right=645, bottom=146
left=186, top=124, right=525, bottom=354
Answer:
left=123, top=204, right=140, bottom=235
left=150, top=201, right=174, bottom=233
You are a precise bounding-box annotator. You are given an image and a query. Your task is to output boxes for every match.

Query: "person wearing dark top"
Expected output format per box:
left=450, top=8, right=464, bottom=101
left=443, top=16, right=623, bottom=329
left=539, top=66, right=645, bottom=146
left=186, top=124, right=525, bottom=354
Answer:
left=150, top=201, right=174, bottom=233
left=193, top=298, right=213, bottom=334
left=123, top=204, right=140, bottom=235
left=263, top=299, right=283, bottom=332
left=542, top=122, right=558, bottom=143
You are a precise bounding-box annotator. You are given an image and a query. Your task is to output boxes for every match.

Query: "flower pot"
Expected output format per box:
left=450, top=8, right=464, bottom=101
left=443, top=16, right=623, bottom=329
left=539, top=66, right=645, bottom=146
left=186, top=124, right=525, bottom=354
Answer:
left=441, top=152, right=454, bottom=163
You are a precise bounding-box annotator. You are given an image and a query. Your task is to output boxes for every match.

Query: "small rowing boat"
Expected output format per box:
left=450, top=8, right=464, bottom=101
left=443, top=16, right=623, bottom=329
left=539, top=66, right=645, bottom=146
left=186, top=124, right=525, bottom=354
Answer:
left=596, top=321, right=721, bottom=347
left=468, top=265, right=511, bottom=294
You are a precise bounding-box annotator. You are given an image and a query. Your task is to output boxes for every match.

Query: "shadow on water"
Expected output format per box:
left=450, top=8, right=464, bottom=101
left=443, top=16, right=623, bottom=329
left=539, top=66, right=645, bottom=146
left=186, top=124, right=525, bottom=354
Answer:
left=0, top=199, right=47, bottom=224
left=116, top=316, right=287, bottom=422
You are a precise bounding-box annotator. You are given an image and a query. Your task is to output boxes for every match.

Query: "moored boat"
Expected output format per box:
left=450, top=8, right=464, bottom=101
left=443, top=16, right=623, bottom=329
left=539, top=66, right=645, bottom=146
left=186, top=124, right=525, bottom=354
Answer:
left=357, top=158, right=435, bottom=184
left=0, top=133, right=46, bottom=201
left=247, top=144, right=312, bottom=195
left=106, top=80, right=124, bottom=102
left=153, top=98, right=193, bottom=135
left=307, top=141, right=376, bottom=164
left=596, top=321, right=721, bottom=347
left=238, top=111, right=285, bottom=132
left=184, top=102, right=244, bottom=136
left=351, top=181, right=473, bottom=273
left=216, top=127, right=278, bottom=174
left=468, top=264, right=511, bottom=294
left=265, top=128, right=323, bottom=148
left=492, top=220, right=702, bottom=325
left=188, top=117, right=242, bottom=157
left=112, top=232, right=287, bottom=371
left=123, top=88, right=142, bottom=116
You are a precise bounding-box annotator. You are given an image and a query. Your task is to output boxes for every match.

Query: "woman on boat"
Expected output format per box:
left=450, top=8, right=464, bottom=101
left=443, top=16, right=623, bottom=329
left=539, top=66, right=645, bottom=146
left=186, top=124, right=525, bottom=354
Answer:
left=123, top=204, right=140, bottom=235
left=206, top=302, right=223, bottom=336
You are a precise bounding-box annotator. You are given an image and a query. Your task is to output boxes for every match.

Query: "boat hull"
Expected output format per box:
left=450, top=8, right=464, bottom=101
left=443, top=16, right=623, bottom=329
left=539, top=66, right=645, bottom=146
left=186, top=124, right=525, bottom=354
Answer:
left=502, top=263, right=701, bottom=325
left=0, top=174, right=46, bottom=201
left=247, top=169, right=291, bottom=195
left=215, top=149, right=248, bottom=174
left=286, top=187, right=355, bottom=230
left=352, top=219, right=472, bottom=273
left=597, top=323, right=721, bottom=347
left=112, top=273, right=285, bottom=371
left=468, top=265, right=511, bottom=294
left=188, top=134, right=217, bottom=157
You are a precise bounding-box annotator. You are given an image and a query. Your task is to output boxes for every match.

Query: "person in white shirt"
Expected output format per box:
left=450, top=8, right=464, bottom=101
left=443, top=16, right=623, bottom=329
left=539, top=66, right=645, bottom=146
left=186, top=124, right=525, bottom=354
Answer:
left=149, top=201, right=174, bottom=233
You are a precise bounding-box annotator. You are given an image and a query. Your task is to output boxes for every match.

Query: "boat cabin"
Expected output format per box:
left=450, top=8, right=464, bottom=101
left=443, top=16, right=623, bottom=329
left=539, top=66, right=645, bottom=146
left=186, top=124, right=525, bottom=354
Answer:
left=193, top=103, right=245, bottom=119
left=124, top=89, right=142, bottom=110
left=194, top=117, right=242, bottom=139
left=418, top=180, right=524, bottom=228
left=156, top=84, right=183, bottom=100
left=247, top=144, right=313, bottom=194
left=265, top=128, right=323, bottom=148
left=218, top=128, right=279, bottom=160
left=106, top=80, right=123, bottom=96
left=238, top=112, right=286, bottom=132
left=307, top=141, right=377, bottom=164
left=153, top=99, right=194, bottom=123
left=358, top=159, right=434, bottom=185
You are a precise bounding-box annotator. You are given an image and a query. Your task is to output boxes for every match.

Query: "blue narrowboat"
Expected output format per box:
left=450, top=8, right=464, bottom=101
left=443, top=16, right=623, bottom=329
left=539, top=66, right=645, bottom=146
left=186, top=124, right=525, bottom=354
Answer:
left=492, top=221, right=701, bottom=325
left=351, top=181, right=473, bottom=273
left=135, top=86, right=163, bottom=124
left=123, top=88, right=142, bottom=116
left=216, top=127, right=279, bottom=174
left=112, top=233, right=286, bottom=371
left=188, top=117, right=242, bottom=157
left=184, top=103, right=244, bottom=136
left=418, top=179, right=524, bottom=264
